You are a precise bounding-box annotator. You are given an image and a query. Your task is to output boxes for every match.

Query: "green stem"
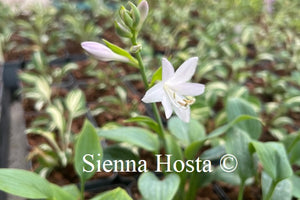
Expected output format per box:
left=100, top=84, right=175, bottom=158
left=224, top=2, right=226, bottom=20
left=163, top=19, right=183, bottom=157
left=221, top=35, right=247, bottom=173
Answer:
left=238, top=181, right=245, bottom=200
left=184, top=172, right=198, bottom=200
left=131, top=34, right=165, bottom=142
left=80, top=180, right=85, bottom=200
left=264, top=180, right=277, bottom=200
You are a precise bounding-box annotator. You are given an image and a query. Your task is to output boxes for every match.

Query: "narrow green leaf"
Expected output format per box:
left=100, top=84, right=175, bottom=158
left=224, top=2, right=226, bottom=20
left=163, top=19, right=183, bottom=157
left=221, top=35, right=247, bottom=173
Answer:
left=90, top=187, right=132, bottom=200
left=75, top=120, right=103, bottom=182
left=138, top=172, right=180, bottom=200
left=149, top=66, right=162, bottom=87
left=124, top=115, right=160, bottom=133
left=98, top=127, right=159, bottom=152
left=103, top=39, right=138, bottom=67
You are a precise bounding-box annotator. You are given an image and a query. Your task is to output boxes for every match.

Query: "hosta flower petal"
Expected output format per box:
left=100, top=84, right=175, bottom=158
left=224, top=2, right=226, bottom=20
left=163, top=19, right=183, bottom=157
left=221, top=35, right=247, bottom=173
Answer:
left=81, top=41, right=129, bottom=63
left=162, top=58, right=175, bottom=81
left=141, top=82, right=164, bottom=103
left=173, top=105, right=190, bottom=123
left=169, top=57, right=198, bottom=84
left=141, top=57, right=205, bottom=122
left=162, top=95, right=173, bottom=119
left=170, top=83, right=205, bottom=96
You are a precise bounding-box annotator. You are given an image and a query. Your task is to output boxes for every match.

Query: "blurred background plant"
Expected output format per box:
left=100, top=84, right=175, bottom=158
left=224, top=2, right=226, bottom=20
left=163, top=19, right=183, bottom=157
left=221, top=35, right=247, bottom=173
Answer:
left=19, top=51, right=88, bottom=176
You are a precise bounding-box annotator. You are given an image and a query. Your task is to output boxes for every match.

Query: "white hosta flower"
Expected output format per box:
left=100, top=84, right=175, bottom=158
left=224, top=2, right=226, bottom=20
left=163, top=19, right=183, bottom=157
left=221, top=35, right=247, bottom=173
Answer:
left=81, top=41, right=129, bottom=63
left=142, top=57, right=205, bottom=122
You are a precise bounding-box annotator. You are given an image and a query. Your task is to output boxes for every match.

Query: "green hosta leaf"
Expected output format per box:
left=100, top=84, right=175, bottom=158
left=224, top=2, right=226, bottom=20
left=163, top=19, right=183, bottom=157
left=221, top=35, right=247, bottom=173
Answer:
left=50, top=184, right=74, bottom=200
left=103, top=39, right=138, bottom=67
left=284, top=96, right=300, bottom=108
left=61, top=63, right=78, bottom=74
left=149, top=66, right=162, bottom=87
left=124, top=116, right=160, bottom=133
left=214, top=167, right=241, bottom=186
left=98, top=127, right=159, bottom=152
left=282, top=133, right=300, bottom=164
left=201, top=146, right=226, bottom=160
left=184, top=114, right=261, bottom=159
left=226, top=98, right=262, bottom=139
left=291, top=175, right=300, bottom=198
left=0, top=169, right=52, bottom=199
left=0, top=169, right=73, bottom=200
left=138, top=172, right=180, bottom=200
left=102, top=145, right=139, bottom=171
left=225, top=128, right=256, bottom=182
left=19, top=72, right=38, bottom=84
left=165, top=134, right=184, bottom=168
left=46, top=105, right=65, bottom=134
left=61, top=184, right=81, bottom=199
left=32, top=51, right=47, bottom=73
left=90, top=187, right=132, bottom=200
left=65, top=89, right=87, bottom=118
left=249, top=141, right=292, bottom=182
left=261, top=172, right=292, bottom=200
left=272, top=116, right=294, bottom=127
left=168, top=117, right=205, bottom=146
left=196, top=62, right=215, bottom=80
left=184, top=140, right=206, bottom=160
left=75, top=120, right=103, bottom=182
left=26, top=128, right=60, bottom=153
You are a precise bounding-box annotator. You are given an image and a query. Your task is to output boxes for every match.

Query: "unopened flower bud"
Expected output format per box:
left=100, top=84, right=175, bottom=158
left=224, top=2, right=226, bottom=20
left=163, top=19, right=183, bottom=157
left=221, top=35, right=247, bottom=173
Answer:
left=137, top=0, right=149, bottom=30
left=130, top=44, right=142, bottom=53
left=119, top=6, right=126, bottom=20
left=114, top=21, right=133, bottom=38
left=81, top=41, right=130, bottom=63
left=128, top=2, right=140, bottom=29
left=123, top=11, right=133, bottom=29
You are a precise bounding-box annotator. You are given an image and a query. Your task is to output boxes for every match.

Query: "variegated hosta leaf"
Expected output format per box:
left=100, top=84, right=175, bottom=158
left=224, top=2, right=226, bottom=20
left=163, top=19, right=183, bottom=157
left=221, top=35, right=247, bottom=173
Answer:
left=65, top=89, right=86, bottom=118
left=35, top=76, right=51, bottom=103
left=46, top=105, right=66, bottom=135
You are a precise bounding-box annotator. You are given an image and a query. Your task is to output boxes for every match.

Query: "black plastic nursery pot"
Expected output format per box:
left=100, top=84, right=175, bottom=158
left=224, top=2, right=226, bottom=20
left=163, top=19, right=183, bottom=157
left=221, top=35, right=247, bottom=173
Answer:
left=0, top=64, right=12, bottom=200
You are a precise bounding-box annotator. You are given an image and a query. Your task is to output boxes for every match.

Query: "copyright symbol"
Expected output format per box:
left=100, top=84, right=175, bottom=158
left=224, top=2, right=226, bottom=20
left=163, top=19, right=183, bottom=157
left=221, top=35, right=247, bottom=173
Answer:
left=220, top=154, right=238, bottom=173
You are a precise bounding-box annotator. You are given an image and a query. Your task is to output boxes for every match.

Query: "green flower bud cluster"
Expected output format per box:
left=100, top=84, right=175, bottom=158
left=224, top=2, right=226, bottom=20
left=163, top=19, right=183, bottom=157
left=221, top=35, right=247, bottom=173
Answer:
left=114, top=1, right=148, bottom=39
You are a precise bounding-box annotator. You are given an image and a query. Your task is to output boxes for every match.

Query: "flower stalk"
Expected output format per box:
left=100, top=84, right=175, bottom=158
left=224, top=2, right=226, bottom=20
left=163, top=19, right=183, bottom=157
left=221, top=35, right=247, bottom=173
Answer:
left=131, top=33, right=165, bottom=141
